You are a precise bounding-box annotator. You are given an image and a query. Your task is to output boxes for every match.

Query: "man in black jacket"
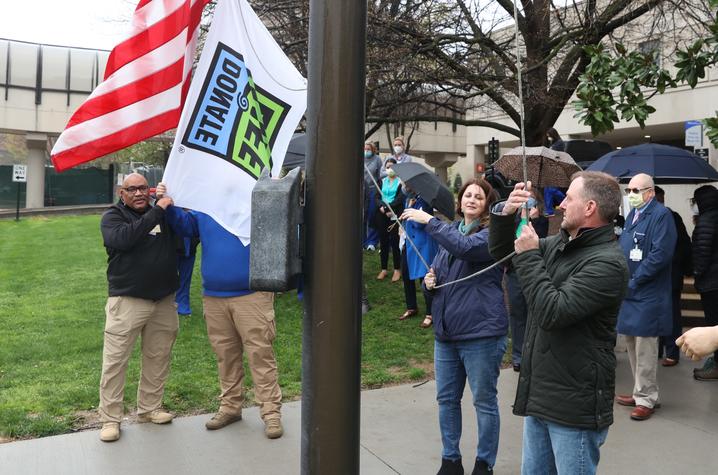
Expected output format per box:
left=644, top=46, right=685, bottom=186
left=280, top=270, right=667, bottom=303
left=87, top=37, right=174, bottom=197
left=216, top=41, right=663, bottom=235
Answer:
left=489, top=172, right=628, bottom=475
left=654, top=186, right=692, bottom=367
left=98, top=173, right=179, bottom=442
left=691, top=185, right=718, bottom=380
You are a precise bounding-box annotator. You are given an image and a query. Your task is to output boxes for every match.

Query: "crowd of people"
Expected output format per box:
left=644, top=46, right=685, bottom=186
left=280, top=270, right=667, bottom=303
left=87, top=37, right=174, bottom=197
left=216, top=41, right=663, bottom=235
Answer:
left=96, top=141, right=718, bottom=475
left=365, top=134, right=718, bottom=475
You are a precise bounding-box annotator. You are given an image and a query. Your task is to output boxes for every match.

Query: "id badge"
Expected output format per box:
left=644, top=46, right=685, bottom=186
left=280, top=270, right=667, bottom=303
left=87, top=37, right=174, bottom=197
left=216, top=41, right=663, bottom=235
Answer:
left=629, top=247, right=643, bottom=262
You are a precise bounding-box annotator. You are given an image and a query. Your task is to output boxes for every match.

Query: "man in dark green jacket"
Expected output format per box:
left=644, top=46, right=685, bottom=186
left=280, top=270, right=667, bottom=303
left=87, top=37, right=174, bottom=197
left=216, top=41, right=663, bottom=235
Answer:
left=489, top=171, right=629, bottom=475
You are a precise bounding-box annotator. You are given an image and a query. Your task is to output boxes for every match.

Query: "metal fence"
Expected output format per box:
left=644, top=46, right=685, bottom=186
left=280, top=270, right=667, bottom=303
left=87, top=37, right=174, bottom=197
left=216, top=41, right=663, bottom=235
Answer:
left=0, top=165, right=114, bottom=208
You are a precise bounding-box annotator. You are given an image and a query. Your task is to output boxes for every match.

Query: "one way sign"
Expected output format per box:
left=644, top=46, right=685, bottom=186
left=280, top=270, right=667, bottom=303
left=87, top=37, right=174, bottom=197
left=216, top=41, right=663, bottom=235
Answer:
left=12, top=164, right=27, bottom=183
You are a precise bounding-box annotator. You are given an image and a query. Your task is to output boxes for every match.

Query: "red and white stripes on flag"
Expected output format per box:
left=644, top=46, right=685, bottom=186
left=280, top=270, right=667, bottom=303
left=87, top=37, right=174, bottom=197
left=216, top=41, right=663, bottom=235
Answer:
left=50, top=0, right=210, bottom=172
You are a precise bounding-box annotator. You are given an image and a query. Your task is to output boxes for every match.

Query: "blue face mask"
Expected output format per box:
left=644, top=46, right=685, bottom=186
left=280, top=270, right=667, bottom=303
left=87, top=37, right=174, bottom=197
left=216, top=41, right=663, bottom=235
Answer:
left=364, top=151, right=373, bottom=159
left=527, top=197, right=537, bottom=209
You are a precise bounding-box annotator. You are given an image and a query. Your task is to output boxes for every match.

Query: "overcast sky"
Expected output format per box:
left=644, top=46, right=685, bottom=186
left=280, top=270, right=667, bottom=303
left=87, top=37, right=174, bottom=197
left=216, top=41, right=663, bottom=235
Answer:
left=0, top=0, right=135, bottom=50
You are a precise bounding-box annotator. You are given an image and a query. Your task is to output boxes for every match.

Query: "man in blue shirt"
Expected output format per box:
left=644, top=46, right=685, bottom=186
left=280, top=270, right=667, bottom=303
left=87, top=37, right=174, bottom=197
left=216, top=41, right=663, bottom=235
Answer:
left=157, top=183, right=283, bottom=439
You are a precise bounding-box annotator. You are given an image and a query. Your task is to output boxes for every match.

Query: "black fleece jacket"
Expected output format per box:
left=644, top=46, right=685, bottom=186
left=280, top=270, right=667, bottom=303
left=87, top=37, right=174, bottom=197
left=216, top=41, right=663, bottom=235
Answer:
left=692, top=186, right=718, bottom=293
left=100, top=201, right=179, bottom=300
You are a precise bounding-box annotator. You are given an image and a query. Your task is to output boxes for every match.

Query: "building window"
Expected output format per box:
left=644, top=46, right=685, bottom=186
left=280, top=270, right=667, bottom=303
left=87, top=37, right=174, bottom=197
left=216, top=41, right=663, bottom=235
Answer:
left=638, top=39, right=661, bottom=68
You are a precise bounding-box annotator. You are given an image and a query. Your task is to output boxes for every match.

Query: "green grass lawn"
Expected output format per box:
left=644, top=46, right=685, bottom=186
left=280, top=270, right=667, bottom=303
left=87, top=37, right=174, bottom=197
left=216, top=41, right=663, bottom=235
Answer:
left=2, top=214, right=494, bottom=440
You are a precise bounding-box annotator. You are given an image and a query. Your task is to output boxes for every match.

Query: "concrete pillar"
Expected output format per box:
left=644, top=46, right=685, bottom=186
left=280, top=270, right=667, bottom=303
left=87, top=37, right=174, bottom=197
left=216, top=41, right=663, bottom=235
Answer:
left=434, top=165, right=448, bottom=184
left=25, top=133, right=48, bottom=209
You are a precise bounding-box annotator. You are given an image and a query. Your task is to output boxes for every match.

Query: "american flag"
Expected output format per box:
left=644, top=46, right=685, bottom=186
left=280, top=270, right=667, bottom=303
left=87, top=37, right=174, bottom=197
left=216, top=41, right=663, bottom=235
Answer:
left=50, top=0, right=210, bottom=172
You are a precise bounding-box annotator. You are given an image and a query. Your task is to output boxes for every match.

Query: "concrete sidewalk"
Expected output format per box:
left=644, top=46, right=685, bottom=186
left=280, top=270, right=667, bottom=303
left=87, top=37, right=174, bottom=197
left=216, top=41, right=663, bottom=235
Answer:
left=1, top=351, right=717, bottom=474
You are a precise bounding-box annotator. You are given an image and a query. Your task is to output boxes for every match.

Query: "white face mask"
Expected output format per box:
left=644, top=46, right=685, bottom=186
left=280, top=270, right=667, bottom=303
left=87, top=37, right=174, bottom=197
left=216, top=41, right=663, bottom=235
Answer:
left=393, top=145, right=403, bottom=155
left=691, top=203, right=700, bottom=215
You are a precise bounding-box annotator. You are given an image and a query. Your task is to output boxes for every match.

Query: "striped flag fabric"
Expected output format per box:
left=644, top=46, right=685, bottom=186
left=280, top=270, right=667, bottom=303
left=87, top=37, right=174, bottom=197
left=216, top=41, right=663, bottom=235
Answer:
left=50, top=0, right=210, bottom=172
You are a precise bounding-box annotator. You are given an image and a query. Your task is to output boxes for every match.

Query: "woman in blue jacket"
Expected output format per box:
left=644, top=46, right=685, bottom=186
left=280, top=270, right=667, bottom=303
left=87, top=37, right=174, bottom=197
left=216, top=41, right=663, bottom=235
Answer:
left=401, top=178, right=508, bottom=475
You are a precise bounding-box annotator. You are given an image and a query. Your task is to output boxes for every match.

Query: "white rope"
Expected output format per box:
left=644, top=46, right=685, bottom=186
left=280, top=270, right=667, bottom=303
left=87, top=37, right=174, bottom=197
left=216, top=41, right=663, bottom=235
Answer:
left=433, top=251, right=516, bottom=289
left=363, top=163, right=514, bottom=289
left=363, top=163, right=432, bottom=271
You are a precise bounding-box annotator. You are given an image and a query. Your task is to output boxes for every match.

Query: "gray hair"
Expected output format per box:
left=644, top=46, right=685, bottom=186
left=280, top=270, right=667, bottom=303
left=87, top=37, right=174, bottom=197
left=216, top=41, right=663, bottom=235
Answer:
left=572, top=171, right=622, bottom=223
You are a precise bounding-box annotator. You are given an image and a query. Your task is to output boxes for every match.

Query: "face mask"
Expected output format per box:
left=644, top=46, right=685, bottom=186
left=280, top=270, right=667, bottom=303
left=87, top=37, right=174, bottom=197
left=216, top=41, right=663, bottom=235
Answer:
left=627, top=192, right=644, bottom=209
left=526, top=197, right=537, bottom=209
left=393, top=145, right=403, bottom=155
left=691, top=203, right=700, bottom=215
left=364, top=150, right=372, bottom=159
left=387, top=169, right=396, bottom=177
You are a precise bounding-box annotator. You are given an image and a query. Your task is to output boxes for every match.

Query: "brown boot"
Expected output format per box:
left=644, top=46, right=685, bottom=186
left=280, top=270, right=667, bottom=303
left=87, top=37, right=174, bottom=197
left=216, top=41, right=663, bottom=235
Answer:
left=137, top=409, right=173, bottom=424
left=100, top=422, right=120, bottom=442
left=205, top=411, right=242, bottom=430
left=264, top=417, right=283, bottom=439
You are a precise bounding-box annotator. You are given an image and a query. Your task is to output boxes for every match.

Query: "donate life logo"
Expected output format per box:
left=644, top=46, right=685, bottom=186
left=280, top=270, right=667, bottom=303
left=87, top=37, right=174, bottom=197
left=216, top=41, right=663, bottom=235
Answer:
left=182, top=43, right=290, bottom=179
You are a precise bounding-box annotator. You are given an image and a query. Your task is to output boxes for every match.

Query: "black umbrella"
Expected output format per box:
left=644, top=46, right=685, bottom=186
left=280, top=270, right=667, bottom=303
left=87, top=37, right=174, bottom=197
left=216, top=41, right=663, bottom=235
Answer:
left=282, top=133, right=307, bottom=169
left=587, top=143, right=718, bottom=183
left=392, top=162, right=455, bottom=220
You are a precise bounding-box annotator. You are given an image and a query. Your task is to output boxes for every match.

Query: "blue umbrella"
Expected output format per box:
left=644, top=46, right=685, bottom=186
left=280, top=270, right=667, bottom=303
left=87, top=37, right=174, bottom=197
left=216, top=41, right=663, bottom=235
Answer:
left=587, top=143, right=718, bottom=183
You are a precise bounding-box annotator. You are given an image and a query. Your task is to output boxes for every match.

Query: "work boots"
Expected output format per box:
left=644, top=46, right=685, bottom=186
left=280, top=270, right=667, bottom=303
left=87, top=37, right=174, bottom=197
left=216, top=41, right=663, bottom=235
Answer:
left=99, top=422, right=120, bottom=442
left=264, top=417, right=284, bottom=439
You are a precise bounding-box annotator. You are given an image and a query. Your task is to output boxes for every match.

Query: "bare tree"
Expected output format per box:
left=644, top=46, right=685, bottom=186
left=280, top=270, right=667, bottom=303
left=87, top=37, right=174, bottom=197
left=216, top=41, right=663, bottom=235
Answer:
left=200, top=1, right=703, bottom=145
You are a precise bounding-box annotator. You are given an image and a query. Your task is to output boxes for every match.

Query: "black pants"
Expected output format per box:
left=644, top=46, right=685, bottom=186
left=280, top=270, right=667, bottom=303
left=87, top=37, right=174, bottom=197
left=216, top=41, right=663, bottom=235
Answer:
left=401, top=247, right=432, bottom=313
left=660, top=287, right=683, bottom=360
left=700, top=289, right=718, bottom=361
left=377, top=214, right=401, bottom=270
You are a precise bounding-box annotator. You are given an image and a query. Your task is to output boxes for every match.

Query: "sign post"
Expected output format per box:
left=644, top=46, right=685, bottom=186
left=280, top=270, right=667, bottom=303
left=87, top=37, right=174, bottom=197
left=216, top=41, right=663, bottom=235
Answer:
left=12, top=164, right=27, bottom=221
left=685, top=120, right=704, bottom=148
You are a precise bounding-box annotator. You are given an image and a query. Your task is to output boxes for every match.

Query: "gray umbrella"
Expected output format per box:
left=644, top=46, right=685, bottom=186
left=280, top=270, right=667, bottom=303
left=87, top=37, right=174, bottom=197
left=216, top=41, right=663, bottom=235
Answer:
left=494, top=146, right=582, bottom=188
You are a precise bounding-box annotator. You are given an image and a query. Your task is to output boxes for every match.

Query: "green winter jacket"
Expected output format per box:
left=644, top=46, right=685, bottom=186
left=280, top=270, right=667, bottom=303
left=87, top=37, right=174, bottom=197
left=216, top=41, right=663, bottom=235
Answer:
left=489, top=211, right=629, bottom=430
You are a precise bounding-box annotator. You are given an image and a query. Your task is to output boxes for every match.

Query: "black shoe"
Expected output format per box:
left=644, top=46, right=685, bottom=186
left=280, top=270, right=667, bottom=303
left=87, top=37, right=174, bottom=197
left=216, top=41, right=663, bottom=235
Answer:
left=472, top=459, right=493, bottom=475
left=513, top=363, right=521, bottom=372
left=437, top=458, right=464, bottom=475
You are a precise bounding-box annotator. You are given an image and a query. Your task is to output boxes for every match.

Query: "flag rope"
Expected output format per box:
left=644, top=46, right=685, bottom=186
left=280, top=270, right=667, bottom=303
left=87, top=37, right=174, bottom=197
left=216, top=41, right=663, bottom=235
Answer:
left=362, top=163, right=515, bottom=289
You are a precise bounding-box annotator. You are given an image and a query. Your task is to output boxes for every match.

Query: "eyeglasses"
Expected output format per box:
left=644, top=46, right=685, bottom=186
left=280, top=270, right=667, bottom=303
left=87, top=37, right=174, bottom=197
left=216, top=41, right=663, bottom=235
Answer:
left=122, top=185, right=149, bottom=194
left=624, top=187, right=651, bottom=195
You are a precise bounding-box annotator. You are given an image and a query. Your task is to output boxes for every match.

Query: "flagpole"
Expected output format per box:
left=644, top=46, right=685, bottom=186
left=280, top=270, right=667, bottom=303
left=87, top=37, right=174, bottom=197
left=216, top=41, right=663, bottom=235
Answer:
left=302, top=0, right=367, bottom=473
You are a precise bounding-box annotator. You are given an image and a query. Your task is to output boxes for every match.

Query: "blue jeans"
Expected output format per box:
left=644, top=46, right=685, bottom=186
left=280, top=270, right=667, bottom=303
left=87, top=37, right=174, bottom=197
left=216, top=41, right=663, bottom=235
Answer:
left=521, top=416, right=608, bottom=475
left=434, top=335, right=507, bottom=465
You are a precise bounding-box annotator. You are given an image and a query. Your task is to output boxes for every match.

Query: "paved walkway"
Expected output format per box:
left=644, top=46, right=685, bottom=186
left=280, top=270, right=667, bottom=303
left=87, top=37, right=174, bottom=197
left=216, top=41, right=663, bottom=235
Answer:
left=1, top=352, right=717, bottom=474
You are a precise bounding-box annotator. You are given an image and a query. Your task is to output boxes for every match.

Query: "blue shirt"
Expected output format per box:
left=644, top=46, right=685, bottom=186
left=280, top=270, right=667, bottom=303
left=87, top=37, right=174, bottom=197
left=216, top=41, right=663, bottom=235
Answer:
left=165, top=207, right=253, bottom=298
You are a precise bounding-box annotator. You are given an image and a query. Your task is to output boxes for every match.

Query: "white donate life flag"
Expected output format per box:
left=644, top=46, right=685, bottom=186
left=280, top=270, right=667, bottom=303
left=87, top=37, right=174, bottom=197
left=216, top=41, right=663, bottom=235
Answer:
left=163, top=0, right=307, bottom=243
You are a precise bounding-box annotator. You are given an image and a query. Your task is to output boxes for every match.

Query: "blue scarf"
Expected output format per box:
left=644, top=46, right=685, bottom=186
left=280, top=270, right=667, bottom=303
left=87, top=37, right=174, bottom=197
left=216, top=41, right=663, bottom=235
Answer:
left=458, top=219, right=481, bottom=235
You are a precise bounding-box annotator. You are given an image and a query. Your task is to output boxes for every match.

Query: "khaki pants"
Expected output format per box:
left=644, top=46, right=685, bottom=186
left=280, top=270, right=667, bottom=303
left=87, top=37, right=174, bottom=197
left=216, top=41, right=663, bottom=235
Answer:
left=99, top=294, right=179, bottom=423
left=203, top=292, right=282, bottom=421
left=623, top=335, right=659, bottom=408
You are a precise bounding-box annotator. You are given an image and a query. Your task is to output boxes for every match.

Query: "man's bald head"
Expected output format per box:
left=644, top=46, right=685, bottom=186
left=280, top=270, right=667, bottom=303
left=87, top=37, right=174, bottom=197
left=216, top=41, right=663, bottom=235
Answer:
left=629, top=173, right=654, bottom=189
left=122, top=173, right=148, bottom=188
left=626, top=173, right=655, bottom=205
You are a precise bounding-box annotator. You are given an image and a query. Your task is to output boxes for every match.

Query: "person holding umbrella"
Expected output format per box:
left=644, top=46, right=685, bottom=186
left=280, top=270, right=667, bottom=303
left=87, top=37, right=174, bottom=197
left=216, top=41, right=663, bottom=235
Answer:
left=401, top=178, right=508, bottom=475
